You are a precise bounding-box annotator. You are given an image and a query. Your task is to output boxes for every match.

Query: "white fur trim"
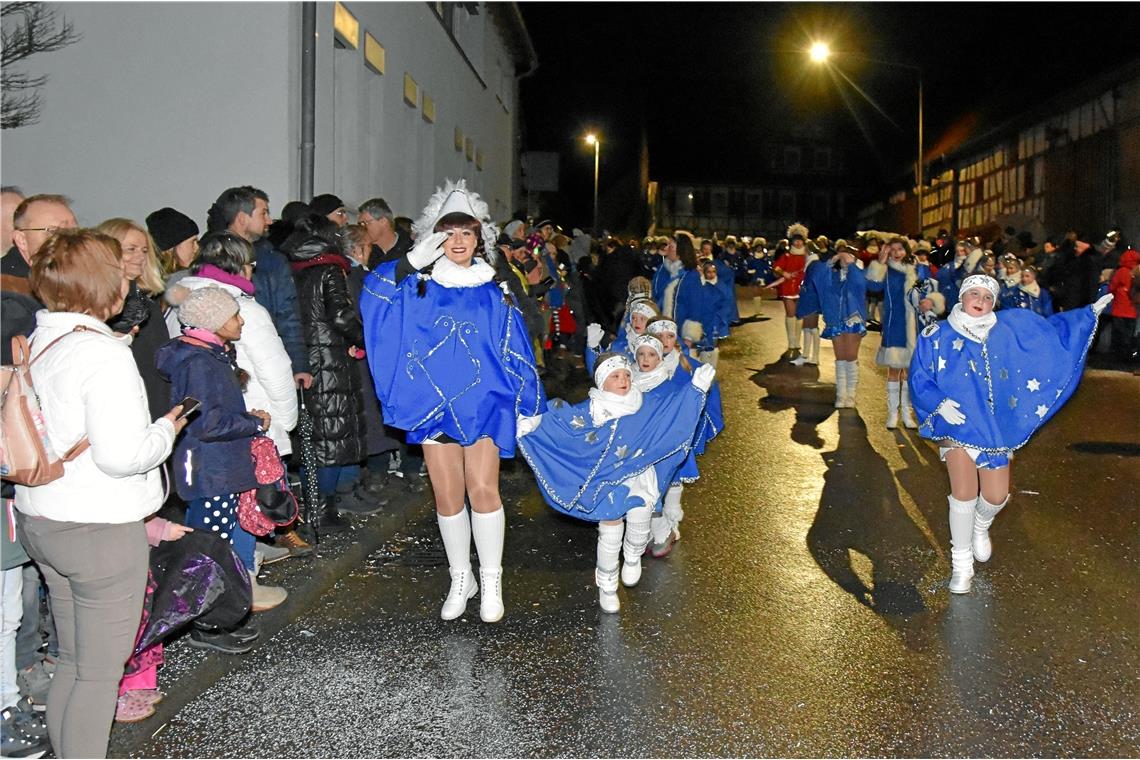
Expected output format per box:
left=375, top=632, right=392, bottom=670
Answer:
left=866, top=260, right=888, bottom=283
left=412, top=179, right=499, bottom=264
left=928, top=290, right=947, bottom=316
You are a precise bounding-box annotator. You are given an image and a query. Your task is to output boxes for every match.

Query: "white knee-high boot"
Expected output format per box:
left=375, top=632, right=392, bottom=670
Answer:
left=596, top=522, right=623, bottom=613
left=784, top=317, right=797, bottom=352
left=973, top=494, right=1008, bottom=563
left=886, top=380, right=901, bottom=429
left=621, top=505, right=652, bottom=587
left=791, top=328, right=818, bottom=365
left=663, top=484, right=684, bottom=538
left=948, top=495, right=976, bottom=594
left=471, top=507, right=505, bottom=622
left=792, top=318, right=804, bottom=350
left=899, top=381, right=918, bottom=429
left=438, top=510, right=476, bottom=620
left=808, top=328, right=820, bottom=364
left=834, top=361, right=848, bottom=408
left=846, top=360, right=860, bottom=408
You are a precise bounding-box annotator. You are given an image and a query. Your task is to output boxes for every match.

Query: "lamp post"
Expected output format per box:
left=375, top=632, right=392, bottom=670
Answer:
left=808, top=43, right=924, bottom=235
left=585, top=132, right=600, bottom=235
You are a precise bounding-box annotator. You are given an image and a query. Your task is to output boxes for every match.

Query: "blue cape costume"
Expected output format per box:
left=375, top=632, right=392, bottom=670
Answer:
left=999, top=283, right=1053, bottom=316
left=359, top=260, right=546, bottom=457
left=797, top=259, right=868, bottom=338
left=713, top=258, right=740, bottom=327
left=909, top=306, right=1100, bottom=468
left=518, top=385, right=707, bottom=522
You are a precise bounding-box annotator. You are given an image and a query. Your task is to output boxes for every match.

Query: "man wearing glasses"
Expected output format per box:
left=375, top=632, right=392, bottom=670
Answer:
left=310, top=194, right=351, bottom=229
left=7, top=194, right=78, bottom=280
left=358, top=197, right=412, bottom=269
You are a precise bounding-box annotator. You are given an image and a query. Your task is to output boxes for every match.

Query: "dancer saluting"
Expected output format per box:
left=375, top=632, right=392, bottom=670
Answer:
left=359, top=180, right=545, bottom=622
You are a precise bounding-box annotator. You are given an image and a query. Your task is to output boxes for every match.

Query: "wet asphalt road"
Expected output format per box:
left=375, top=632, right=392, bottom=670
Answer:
left=131, top=297, right=1139, bottom=758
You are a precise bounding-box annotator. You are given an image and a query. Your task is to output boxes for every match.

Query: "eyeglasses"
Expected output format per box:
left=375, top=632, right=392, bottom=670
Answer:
left=16, top=227, right=60, bottom=235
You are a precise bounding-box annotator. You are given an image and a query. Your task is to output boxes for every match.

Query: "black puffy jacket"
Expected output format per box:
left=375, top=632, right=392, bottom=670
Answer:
left=285, top=231, right=366, bottom=467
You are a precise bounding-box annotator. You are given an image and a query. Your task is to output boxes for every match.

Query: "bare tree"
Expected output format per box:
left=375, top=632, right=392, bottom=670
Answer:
left=1, top=2, right=80, bottom=129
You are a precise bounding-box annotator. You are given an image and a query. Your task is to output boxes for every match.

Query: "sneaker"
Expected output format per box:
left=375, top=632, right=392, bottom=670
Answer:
left=334, top=487, right=384, bottom=516
left=229, top=620, right=261, bottom=645
left=0, top=705, right=49, bottom=759
left=257, top=542, right=291, bottom=566
left=648, top=533, right=676, bottom=559
left=274, top=529, right=314, bottom=558
left=319, top=504, right=353, bottom=533
left=187, top=628, right=255, bottom=655
left=114, top=690, right=157, bottom=723
left=16, top=662, right=50, bottom=710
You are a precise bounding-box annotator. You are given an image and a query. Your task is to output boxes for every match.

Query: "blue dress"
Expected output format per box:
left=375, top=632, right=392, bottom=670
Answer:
left=908, top=307, right=1100, bottom=468
left=652, top=261, right=682, bottom=312
left=666, top=356, right=723, bottom=457
left=517, top=385, right=707, bottom=522
left=359, top=261, right=546, bottom=457
left=798, top=260, right=868, bottom=339
left=713, top=258, right=740, bottom=326
left=936, top=259, right=970, bottom=310
left=674, top=270, right=717, bottom=350
left=1000, top=283, right=1053, bottom=316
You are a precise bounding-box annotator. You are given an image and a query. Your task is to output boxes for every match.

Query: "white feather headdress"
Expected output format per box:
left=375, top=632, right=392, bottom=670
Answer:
left=786, top=222, right=809, bottom=240
left=413, top=179, right=500, bottom=263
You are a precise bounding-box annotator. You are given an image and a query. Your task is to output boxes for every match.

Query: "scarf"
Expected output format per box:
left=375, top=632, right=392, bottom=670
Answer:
left=587, top=386, right=643, bottom=426
left=947, top=302, right=997, bottom=343
left=1002, top=274, right=1019, bottom=289
left=197, top=264, right=255, bottom=295
left=182, top=326, right=224, bottom=346
left=633, top=364, right=669, bottom=392
left=1019, top=281, right=1041, bottom=298
left=661, top=348, right=680, bottom=378
left=431, top=255, right=496, bottom=288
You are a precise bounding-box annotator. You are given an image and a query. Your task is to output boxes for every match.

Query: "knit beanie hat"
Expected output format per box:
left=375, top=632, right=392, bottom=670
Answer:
left=178, top=286, right=240, bottom=332
left=146, top=207, right=199, bottom=252
left=309, top=194, right=346, bottom=216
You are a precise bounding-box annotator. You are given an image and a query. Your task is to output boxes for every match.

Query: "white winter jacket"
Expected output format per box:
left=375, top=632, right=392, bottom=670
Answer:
left=166, top=277, right=298, bottom=454
left=15, top=311, right=175, bottom=523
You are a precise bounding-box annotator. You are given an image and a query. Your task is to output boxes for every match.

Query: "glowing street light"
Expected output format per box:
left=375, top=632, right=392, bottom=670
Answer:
left=807, top=44, right=924, bottom=234
left=585, top=133, right=600, bottom=234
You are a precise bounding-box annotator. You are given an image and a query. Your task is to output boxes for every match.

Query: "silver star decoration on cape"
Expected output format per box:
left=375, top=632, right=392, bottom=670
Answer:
left=968, top=359, right=978, bottom=373
left=570, top=415, right=585, bottom=429
left=933, top=339, right=940, bottom=349
left=952, top=338, right=965, bottom=351
left=1035, top=404, right=1048, bottom=418
left=938, top=357, right=947, bottom=371
left=585, top=431, right=599, bottom=443
left=615, top=445, right=629, bottom=458
left=999, top=368, right=1009, bottom=380
left=1009, top=395, right=1018, bottom=409
left=1026, top=378, right=1041, bottom=392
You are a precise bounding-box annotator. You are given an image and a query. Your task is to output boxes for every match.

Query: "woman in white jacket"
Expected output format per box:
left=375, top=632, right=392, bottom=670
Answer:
left=15, top=230, right=186, bottom=759
left=164, top=231, right=298, bottom=454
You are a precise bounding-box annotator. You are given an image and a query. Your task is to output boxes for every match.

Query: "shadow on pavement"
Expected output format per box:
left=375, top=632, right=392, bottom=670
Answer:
left=806, top=412, right=934, bottom=648
left=749, top=357, right=835, bottom=449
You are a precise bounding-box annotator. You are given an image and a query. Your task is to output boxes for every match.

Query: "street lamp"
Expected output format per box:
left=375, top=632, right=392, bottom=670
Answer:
left=585, top=132, right=600, bottom=235
left=808, top=42, right=924, bottom=234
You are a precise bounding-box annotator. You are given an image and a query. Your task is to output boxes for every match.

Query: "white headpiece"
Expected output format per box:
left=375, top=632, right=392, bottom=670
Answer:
left=628, top=300, right=658, bottom=320
left=413, top=179, right=500, bottom=263
left=960, top=274, right=1000, bottom=299
left=631, top=334, right=663, bottom=359
left=594, top=354, right=632, bottom=389
left=646, top=318, right=677, bottom=337
left=787, top=222, right=809, bottom=240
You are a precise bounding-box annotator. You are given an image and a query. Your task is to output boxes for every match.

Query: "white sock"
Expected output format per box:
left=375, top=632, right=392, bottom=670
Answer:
left=437, top=511, right=472, bottom=573
left=622, top=505, right=652, bottom=563
left=792, top=318, right=803, bottom=349
left=784, top=317, right=796, bottom=350
left=471, top=508, right=505, bottom=570
left=596, top=522, right=623, bottom=572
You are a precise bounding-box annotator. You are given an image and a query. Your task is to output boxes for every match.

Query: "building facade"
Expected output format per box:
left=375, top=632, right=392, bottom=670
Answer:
left=1, top=1, right=535, bottom=227
left=858, top=60, right=1140, bottom=241
left=652, top=125, right=853, bottom=238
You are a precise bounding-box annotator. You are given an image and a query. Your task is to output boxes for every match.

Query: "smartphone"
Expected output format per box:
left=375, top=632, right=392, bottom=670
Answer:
left=176, top=396, right=201, bottom=420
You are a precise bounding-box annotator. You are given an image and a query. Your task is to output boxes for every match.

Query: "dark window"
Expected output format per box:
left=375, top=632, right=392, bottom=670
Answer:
left=784, top=147, right=802, bottom=173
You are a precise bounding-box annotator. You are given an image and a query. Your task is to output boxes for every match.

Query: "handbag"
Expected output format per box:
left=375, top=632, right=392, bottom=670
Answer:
left=237, top=436, right=299, bottom=536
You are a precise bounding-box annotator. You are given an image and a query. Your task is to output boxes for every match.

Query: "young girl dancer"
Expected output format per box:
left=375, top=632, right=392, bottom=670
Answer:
left=1000, top=265, right=1054, bottom=316
left=359, top=180, right=545, bottom=622
left=517, top=353, right=714, bottom=612
left=909, top=276, right=1111, bottom=593
left=798, top=240, right=868, bottom=408
left=866, top=237, right=945, bottom=428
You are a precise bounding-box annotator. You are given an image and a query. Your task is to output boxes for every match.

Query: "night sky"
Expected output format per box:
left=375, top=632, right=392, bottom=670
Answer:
left=518, top=2, right=1137, bottom=228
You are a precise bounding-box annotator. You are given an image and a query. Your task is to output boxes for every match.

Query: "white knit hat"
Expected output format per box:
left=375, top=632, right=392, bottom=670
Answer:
left=178, top=286, right=239, bottom=332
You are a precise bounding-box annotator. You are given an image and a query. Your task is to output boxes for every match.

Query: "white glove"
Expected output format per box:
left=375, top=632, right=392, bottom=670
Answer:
left=407, top=230, right=449, bottom=270
left=936, top=399, right=966, bottom=426
left=516, top=414, right=542, bottom=437
left=1092, top=293, right=1113, bottom=316
left=691, top=363, right=716, bottom=392
left=586, top=323, right=604, bottom=349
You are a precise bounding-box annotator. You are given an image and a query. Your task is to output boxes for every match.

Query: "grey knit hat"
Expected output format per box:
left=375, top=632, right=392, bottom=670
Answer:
left=178, top=286, right=239, bottom=332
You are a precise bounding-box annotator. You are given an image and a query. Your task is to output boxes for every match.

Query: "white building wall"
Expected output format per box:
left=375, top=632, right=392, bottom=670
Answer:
left=1, top=2, right=298, bottom=228
left=2, top=1, right=520, bottom=229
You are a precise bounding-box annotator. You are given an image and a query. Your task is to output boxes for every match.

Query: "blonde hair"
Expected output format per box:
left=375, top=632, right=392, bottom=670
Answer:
left=96, top=218, right=165, bottom=295
left=31, top=230, right=125, bottom=320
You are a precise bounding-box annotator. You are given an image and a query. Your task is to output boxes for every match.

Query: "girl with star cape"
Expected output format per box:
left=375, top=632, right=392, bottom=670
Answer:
left=517, top=353, right=714, bottom=613
left=359, top=179, right=545, bottom=625
left=908, top=273, right=1111, bottom=596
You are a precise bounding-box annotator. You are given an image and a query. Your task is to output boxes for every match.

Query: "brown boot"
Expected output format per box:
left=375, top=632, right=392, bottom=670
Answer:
left=275, top=529, right=314, bottom=558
